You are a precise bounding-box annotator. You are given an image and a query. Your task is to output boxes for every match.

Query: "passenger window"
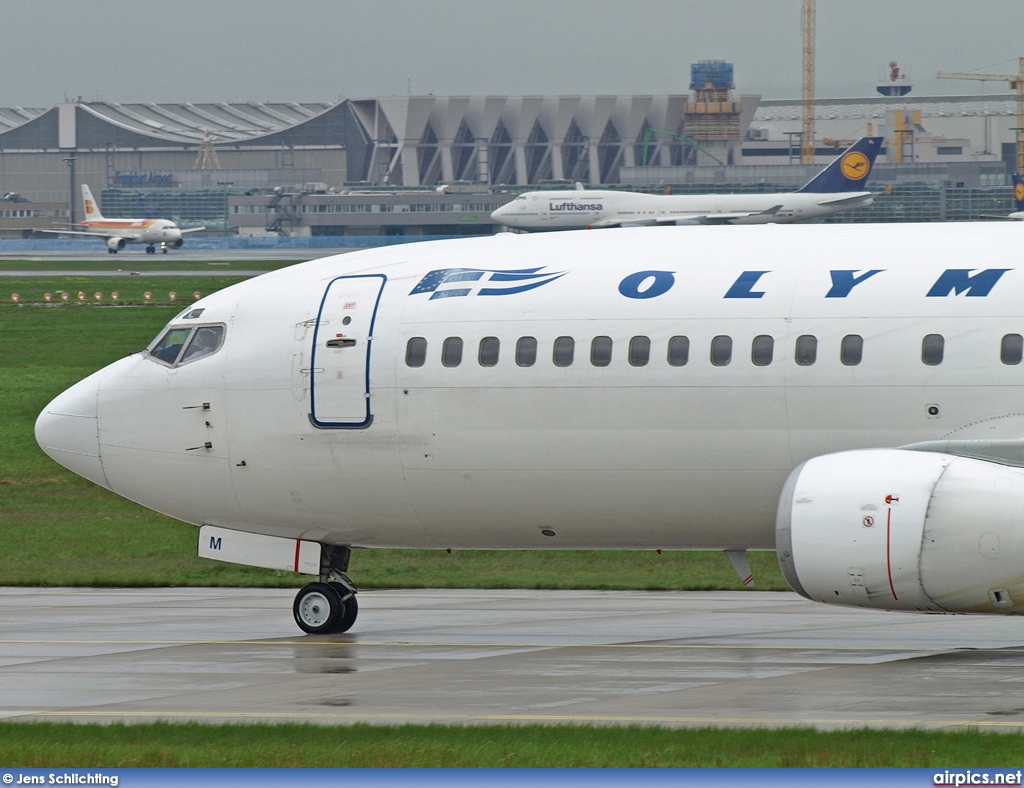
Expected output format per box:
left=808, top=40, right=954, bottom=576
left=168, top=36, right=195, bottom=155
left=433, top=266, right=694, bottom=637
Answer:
left=751, top=335, right=774, bottom=366
left=629, top=336, right=650, bottom=367
left=150, top=327, right=192, bottom=365
left=591, top=336, right=612, bottom=367
left=479, top=336, right=500, bottom=367
left=553, top=336, right=575, bottom=367
left=180, top=325, right=224, bottom=363
left=442, top=337, right=463, bottom=367
left=710, top=335, right=732, bottom=366
left=794, top=335, right=817, bottom=366
left=1001, top=334, right=1023, bottom=365
left=921, top=334, right=944, bottom=366
left=405, top=337, right=427, bottom=367
left=841, top=334, right=863, bottom=366
left=667, top=335, right=689, bottom=367
left=516, top=336, right=537, bottom=367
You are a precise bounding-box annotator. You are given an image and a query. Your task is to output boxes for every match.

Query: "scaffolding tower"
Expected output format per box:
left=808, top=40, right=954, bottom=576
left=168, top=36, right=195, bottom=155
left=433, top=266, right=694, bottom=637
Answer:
left=684, top=61, right=741, bottom=142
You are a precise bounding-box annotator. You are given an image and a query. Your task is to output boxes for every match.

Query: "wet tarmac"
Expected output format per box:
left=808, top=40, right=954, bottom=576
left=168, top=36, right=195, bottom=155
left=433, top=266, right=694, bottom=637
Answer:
left=2, top=587, right=1024, bottom=729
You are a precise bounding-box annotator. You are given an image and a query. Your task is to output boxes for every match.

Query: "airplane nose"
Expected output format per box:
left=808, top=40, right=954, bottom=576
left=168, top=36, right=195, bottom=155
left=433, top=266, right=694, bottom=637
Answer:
left=35, top=371, right=111, bottom=490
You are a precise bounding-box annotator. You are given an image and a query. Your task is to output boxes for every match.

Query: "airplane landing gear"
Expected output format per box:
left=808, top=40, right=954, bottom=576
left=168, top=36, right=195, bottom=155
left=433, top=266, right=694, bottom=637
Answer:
left=293, top=581, right=358, bottom=634
left=160, top=243, right=168, bottom=254
left=293, top=583, right=344, bottom=633
left=292, top=545, right=358, bottom=635
left=146, top=245, right=156, bottom=254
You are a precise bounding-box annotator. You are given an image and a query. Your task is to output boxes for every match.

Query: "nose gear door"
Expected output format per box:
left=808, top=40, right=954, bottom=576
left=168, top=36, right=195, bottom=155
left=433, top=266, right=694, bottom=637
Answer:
left=309, top=274, right=386, bottom=429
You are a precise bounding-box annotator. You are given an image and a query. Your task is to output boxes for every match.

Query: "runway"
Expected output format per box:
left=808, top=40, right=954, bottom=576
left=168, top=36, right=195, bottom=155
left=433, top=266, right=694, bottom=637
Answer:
left=2, top=588, right=1024, bottom=729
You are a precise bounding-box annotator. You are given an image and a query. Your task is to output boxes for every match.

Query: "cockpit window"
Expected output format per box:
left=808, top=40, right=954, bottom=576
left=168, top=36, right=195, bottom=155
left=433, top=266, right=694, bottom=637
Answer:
left=180, top=325, right=225, bottom=363
left=150, top=327, right=192, bottom=365
left=149, top=324, right=225, bottom=366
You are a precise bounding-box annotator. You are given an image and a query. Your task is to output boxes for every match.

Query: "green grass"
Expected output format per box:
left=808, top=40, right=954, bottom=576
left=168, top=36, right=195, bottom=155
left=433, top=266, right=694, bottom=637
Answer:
left=1, top=275, right=250, bottom=304
left=0, top=722, right=1021, bottom=766
left=0, top=258, right=301, bottom=272
left=0, top=278, right=787, bottom=590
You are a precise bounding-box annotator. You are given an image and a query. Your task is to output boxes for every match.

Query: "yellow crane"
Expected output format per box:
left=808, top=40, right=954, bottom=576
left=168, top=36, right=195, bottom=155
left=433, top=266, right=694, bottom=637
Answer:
left=802, top=0, right=815, bottom=164
left=937, top=57, right=1024, bottom=173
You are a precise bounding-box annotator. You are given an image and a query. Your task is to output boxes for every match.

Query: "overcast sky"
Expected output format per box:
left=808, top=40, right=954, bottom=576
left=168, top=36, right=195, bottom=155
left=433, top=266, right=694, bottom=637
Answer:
left=3, top=0, right=1022, bottom=106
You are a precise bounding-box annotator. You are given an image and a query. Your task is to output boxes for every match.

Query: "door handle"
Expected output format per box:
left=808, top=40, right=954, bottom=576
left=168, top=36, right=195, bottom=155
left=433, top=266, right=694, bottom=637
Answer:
left=326, top=338, right=357, bottom=348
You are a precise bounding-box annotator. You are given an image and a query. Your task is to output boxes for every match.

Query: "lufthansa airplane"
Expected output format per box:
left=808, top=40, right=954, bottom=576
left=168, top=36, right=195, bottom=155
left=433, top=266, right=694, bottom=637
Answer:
left=39, top=185, right=205, bottom=254
left=35, top=222, right=1024, bottom=634
left=491, top=137, right=883, bottom=230
left=1005, top=173, right=1024, bottom=219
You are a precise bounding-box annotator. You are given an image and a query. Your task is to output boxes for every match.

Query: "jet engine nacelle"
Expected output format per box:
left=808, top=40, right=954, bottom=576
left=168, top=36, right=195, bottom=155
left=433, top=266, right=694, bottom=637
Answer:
left=169, top=238, right=183, bottom=249
left=777, top=449, right=1024, bottom=614
left=106, top=237, right=126, bottom=251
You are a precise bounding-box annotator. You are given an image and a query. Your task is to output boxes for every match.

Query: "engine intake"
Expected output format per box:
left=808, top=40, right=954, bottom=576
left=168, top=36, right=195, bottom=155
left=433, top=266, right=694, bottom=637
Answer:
left=106, top=237, right=126, bottom=251
left=777, top=449, right=1024, bottom=614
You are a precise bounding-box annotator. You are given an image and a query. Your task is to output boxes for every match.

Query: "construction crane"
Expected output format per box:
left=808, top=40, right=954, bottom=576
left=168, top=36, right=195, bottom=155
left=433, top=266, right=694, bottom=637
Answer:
left=937, top=57, right=1024, bottom=173
left=801, top=0, right=815, bottom=164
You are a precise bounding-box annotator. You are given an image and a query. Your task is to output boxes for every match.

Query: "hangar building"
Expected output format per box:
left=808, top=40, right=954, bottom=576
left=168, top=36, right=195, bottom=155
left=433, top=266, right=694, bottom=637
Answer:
left=0, top=87, right=1021, bottom=235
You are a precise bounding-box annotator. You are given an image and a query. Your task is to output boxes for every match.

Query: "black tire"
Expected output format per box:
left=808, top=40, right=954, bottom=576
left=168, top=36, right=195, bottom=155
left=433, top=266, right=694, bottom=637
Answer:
left=329, top=584, right=358, bottom=633
left=293, top=582, right=343, bottom=634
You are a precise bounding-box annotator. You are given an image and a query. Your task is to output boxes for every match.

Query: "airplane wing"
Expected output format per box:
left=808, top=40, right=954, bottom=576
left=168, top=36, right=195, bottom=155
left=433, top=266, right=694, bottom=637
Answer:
left=649, top=206, right=785, bottom=225
left=589, top=206, right=784, bottom=228
left=180, top=226, right=207, bottom=234
left=35, top=228, right=123, bottom=239
left=813, top=193, right=875, bottom=207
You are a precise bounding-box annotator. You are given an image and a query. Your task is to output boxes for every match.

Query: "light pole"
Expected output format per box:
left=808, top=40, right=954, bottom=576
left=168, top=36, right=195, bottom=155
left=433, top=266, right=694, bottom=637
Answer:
left=62, top=155, right=77, bottom=226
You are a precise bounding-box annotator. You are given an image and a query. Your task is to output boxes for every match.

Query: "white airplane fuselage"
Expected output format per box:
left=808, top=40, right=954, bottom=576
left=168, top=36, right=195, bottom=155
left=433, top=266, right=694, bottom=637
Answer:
left=36, top=223, right=1024, bottom=624
left=491, top=189, right=874, bottom=230
left=79, top=218, right=184, bottom=246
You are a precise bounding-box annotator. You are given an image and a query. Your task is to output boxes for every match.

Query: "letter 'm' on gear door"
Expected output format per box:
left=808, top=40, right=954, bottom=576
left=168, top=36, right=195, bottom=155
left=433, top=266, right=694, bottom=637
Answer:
left=198, top=525, right=321, bottom=574
left=309, top=274, right=386, bottom=428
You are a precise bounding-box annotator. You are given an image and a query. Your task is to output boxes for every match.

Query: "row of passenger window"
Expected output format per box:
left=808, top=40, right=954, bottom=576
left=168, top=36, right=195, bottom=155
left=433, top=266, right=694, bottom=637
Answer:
left=404, top=333, right=1024, bottom=368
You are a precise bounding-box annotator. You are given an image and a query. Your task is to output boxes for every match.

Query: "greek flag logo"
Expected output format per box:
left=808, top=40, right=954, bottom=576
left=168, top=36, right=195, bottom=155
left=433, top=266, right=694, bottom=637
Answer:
left=409, top=267, right=565, bottom=300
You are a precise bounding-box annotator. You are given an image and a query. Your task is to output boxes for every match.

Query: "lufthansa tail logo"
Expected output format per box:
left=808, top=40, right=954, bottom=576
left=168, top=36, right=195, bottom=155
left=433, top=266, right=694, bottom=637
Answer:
left=839, top=151, right=870, bottom=181
left=1015, top=182, right=1024, bottom=202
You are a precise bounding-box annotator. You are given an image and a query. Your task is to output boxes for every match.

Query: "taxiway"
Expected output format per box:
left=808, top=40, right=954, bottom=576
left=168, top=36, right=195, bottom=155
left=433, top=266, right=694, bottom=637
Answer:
left=2, top=588, right=1024, bottom=729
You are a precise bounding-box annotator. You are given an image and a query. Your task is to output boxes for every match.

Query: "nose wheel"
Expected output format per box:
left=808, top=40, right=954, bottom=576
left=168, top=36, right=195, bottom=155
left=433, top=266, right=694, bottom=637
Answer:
left=293, top=581, right=358, bottom=634
left=146, top=245, right=156, bottom=254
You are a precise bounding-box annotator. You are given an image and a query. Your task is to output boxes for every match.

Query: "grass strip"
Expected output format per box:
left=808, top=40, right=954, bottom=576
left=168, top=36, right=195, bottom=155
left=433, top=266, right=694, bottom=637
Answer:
left=1, top=276, right=250, bottom=304
left=0, top=722, right=1021, bottom=767
left=0, top=259, right=299, bottom=272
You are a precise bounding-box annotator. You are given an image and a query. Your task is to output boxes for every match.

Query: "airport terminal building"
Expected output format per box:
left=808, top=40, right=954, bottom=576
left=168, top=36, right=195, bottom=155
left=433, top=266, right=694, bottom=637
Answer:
left=0, top=87, right=1021, bottom=236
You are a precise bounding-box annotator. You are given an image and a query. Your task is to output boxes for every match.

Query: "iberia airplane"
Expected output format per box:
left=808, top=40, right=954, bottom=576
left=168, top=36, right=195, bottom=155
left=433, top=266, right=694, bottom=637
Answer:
left=40, top=185, right=205, bottom=254
left=34, top=222, right=1024, bottom=635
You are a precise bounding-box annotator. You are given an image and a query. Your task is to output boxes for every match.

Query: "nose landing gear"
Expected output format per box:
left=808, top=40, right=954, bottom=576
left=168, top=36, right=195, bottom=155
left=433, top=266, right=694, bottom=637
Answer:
left=292, top=545, right=358, bottom=635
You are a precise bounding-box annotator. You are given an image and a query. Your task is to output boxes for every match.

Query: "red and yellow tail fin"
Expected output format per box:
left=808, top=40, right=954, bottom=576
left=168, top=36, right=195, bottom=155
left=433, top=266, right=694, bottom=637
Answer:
left=81, top=184, right=104, bottom=221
